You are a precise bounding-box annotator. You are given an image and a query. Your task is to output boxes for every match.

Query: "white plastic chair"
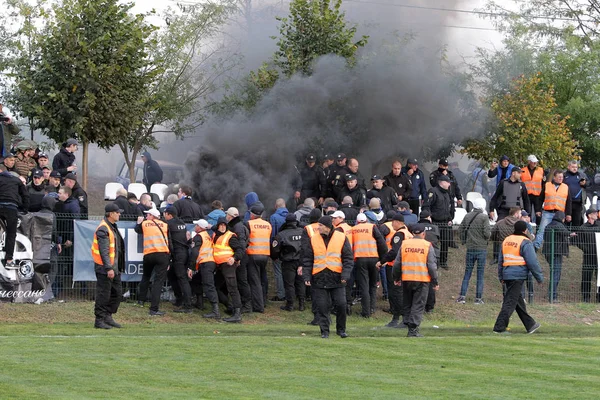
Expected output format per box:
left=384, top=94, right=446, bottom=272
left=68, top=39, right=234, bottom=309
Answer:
left=453, top=208, right=468, bottom=226
left=150, top=183, right=169, bottom=201
left=128, top=183, right=147, bottom=200
left=104, top=182, right=124, bottom=201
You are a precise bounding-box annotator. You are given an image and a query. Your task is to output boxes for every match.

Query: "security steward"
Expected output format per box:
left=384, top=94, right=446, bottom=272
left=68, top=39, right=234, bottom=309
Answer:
left=135, top=208, right=170, bottom=316
left=418, top=210, right=441, bottom=313
left=245, top=204, right=271, bottom=313
left=302, top=216, right=353, bottom=339
left=534, top=170, right=572, bottom=249
left=423, top=175, right=454, bottom=269
left=392, top=224, right=439, bottom=337
left=331, top=210, right=353, bottom=243
left=351, top=213, right=388, bottom=318
left=489, top=166, right=530, bottom=221
left=494, top=221, right=544, bottom=334
left=213, top=217, right=245, bottom=323
left=300, top=208, right=323, bottom=325
left=429, top=159, right=463, bottom=208
left=0, top=169, right=29, bottom=269
left=91, top=203, right=125, bottom=329
left=272, top=213, right=305, bottom=311
left=192, top=219, right=221, bottom=319
left=164, top=207, right=193, bottom=313
left=521, top=155, right=545, bottom=224
left=377, top=213, right=413, bottom=327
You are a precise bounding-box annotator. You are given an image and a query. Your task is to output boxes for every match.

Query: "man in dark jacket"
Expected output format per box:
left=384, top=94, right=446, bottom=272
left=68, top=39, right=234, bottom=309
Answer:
left=272, top=214, right=305, bottom=311
left=173, top=185, right=203, bottom=223
left=92, top=203, right=125, bottom=329
left=423, top=175, right=455, bottom=269
left=26, top=169, right=46, bottom=212
left=429, top=159, right=463, bottom=208
left=0, top=170, right=29, bottom=269
left=367, top=175, right=398, bottom=212
left=164, top=207, right=194, bottom=313
left=227, top=206, right=252, bottom=313
left=294, top=154, right=326, bottom=204
left=489, top=167, right=530, bottom=221
left=302, top=215, right=353, bottom=338
left=576, top=209, right=600, bottom=302
left=328, top=153, right=351, bottom=201
left=564, top=160, right=588, bottom=226
left=418, top=210, right=441, bottom=313
left=383, top=161, right=412, bottom=202
left=141, top=151, right=163, bottom=192
left=542, top=211, right=572, bottom=303
left=114, top=188, right=141, bottom=221
left=63, top=173, right=88, bottom=219
left=339, top=196, right=359, bottom=224
left=339, top=174, right=367, bottom=208
left=52, top=138, right=78, bottom=177
left=402, top=159, right=428, bottom=217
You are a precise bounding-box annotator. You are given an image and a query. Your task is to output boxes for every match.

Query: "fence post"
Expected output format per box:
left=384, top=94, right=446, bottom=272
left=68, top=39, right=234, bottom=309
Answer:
left=550, top=228, right=555, bottom=304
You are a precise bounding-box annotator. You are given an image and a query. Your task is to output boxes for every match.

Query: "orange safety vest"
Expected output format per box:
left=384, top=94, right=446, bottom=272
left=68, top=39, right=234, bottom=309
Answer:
left=195, top=231, right=215, bottom=269
left=247, top=219, right=272, bottom=256
left=387, top=225, right=414, bottom=267
left=383, top=222, right=395, bottom=249
left=400, top=238, right=431, bottom=283
left=336, top=222, right=353, bottom=249
left=351, top=223, right=378, bottom=259
left=543, top=182, right=568, bottom=212
left=310, top=230, right=346, bottom=274
left=521, top=167, right=544, bottom=196
left=502, top=235, right=528, bottom=267
left=305, top=223, right=320, bottom=239
left=91, top=219, right=115, bottom=266
left=214, top=231, right=235, bottom=264
left=141, top=220, right=169, bottom=255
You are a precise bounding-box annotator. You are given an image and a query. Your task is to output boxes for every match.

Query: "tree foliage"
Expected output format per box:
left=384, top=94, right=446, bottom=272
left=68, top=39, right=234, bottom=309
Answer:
left=463, top=73, right=578, bottom=168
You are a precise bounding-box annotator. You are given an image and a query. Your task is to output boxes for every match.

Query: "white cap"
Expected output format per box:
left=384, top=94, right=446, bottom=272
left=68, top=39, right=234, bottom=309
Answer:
left=331, top=210, right=345, bottom=219
left=527, top=155, right=539, bottom=163
left=226, top=207, right=239, bottom=217
left=194, top=219, right=210, bottom=229
left=144, top=208, right=161, bottom=218
left=356, top=213, right=367, bottom=223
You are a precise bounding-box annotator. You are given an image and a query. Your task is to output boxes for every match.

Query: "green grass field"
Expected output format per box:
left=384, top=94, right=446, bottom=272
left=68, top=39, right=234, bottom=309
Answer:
left=1, top=301, right=600, bottom=399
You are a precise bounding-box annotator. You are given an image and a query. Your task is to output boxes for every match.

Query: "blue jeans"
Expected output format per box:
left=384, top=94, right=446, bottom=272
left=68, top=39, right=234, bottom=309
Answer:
left=534, top=211, right=555, bottom=249
left=272, top=260, right=285, bottom=299
left=379, top=265, right=388, bottom=297
left=460, top=249, right=487, bottom=298
left=545, top=254, right=563, bottom=301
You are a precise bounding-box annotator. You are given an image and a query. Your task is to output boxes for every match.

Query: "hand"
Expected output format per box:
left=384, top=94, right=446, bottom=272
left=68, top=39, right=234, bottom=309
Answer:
left=375, top=261, right=381, bottom=269
left=137, top=216, right=144, bottom=224
left=64, top=240, right=72, bottom=248
left=305, top=281, right=311, bottom=286
left=67, top=165, right=77, bottom=172
left=407, top=169, right=414, bottom=176
left=318, top=197, right=324, bottom=205
left=397, top=195, right=403, bottom=201
left=433, top=285, right=440, bottom=291
left=448, top=221, right=453, bottom=226
left=394, top=280, right=401, bottom=286
left=565, top=215, right=572, bottom=222
left=187, top=269, right=193, bottom=279
left=491, top=161, right=498, bottom=169
left=294, top=191, right=301, bottom=199
left=107, top=269, right=115, bottom=280
left=457, top=199, right=462, bottom=206
left=536, top=212, right=541, bottom=217
left=442, top=170, right=448, bottom=175
left=570, top=232, right=577, bottom=237
left=297, top=267, right=302, bottom=276
left=57, top=244, right=62, bottom=255
left=227, top=257, right=235, bottom=266
left=489, top=211, right=495, bottom=219
left=186, top=231, right=191, bottom=241
left=341, top=279, right=347, bottom=285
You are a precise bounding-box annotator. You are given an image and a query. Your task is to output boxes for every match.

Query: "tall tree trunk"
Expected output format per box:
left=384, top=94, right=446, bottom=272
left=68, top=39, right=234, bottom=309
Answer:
left=82, top=141, right=89, bottom=191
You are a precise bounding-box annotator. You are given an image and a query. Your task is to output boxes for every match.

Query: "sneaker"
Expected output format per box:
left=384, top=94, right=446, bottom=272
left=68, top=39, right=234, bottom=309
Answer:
left=149, top=310, right=165, bottom=316
left=474, top=298, right=484, bottom=305
left=527, top=322, right=541, bottom=334
left=407, top=328, right=423, bottom=337
left=493, top=330, right=511, bottom=335
left=456, top=296, right=466, bottom=304
left=4, top=260, right=18, bottom=270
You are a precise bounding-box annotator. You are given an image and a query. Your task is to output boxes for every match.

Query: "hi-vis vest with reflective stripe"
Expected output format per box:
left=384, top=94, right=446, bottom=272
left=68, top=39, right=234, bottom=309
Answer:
left=400, top=238, right=431, bottom=282
left=385, top=225, right=414, bottom=267
left=247, top=219, right=272, bottom=256
left=91, top=220, right=115, bottom=266
left=521, top=167, right=544, bottom=196
left=310, top=230, right=346, bottom=275
left=214, top=231, right=235, bottom=264
left=141, top=220, right=169, bottom=255
left=337, top=223, right=353, bottom=249
left=351, top=223, right=378, bottom=259
left=544, top=182, right=568, bottom=211
left=502, top=235, right=528, bottom=267
left=305, top=223, right=320, bottom=239
left=383, top=222, right=394, bottom=249
left=196, top=231, right=215, bottom=269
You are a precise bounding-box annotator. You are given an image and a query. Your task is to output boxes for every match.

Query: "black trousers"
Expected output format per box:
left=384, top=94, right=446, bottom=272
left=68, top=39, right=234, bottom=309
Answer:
left=425, top=281, right=436, bottom=312
left=220, top=263, right=242, bottom=308
left=282, top=260, right=305, bottom=305
left=385, top=265, right=403, bottom=318
left=247, top=255, right=268, bottom=312
left=570, top=202, right=584, bottom=227
left=95, top=272, right=122, bottom=319
left=236, top=254, right=252, bottom=307
left=138, top=252, right=169, bottom=312
left=581, top=263, right=599, bottom=303
left=168, top=253, right=192, bottom=307
left=345, top=263, right=358, bottom=305
left=190, top=269, right=203, bottom=296
left=494, top=280, right=536, bottom=332
left=434, top=222, right=451, bottom=267
left=313, top=286, right=346, bottom=335
left=214, top=268, right=231, bottom=308
left=401, top=281, right=429, bottom=328
left=528, top=194, right=542, bottom=225
left=199, top=262, right=218, bottom=304
left=407, top=198, right=420, bottom=217
left=355, top=258, right=378, bottom=316
left=0, top=206, right=18, bottom=260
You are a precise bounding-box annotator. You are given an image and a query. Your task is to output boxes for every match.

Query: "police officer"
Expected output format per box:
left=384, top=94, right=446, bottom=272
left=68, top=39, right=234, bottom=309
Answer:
left=402, top=159, right=428, bottom=217
left=329, top=153, right=351, bottom=200
left=272, top=213, right=305, bottom=311
left=294, top=153, right=326, bottom=204
left=192, top=219, right=221, bottom=319
left=135, top=208, right=170, bottom=316
left=26, top=169, right=46, bottom=212
left=384, top=160, right=412, bottom=202
left=92, top=203, right=125, bottom=329
left=0, top=169, right=29, bottom=269
left=489, top=167, right=530, bottom=221
left=429, top=159, right=463, bottom=208
left=521, top=155, right=545, bottom=224
left=64, top=173, right=88, bottom=218
left=339, top=174, right=367, bottom=208
left=245, top=204, right=271, bottom=313
left=351, top=213, right=388, bottom=318
left=302, top=216, right=353, bottom=339
left=423, top=175, right=455, bottom=270
left=367, top=175, right=398, bottom=212
left=392, top=224, right=439, bottom=337
left=164, top=207, right=193, bottom=313
left=493, top=221, right=544, bottom=334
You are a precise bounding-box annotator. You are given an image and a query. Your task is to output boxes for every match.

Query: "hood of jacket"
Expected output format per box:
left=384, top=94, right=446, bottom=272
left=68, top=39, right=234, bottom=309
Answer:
left=245, top=192, right=259, bottom=207
left=274, top=207, right=289, bottom=217
left=142, top=151, right=152, bottom=162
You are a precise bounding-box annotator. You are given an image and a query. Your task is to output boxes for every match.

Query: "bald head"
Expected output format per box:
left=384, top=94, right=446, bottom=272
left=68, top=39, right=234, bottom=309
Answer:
left=116, top=188, right=127, bottom=197
left=275, top=198, right=286, bottom=209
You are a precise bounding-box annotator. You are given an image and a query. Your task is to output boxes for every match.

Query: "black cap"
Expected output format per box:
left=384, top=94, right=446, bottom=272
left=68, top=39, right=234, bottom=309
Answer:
left=318, top=216, right=333, bottom=229
left=420, top=210, right=431, bottom=219
left=323, top=201, right=338, bottom=209
left=308, top=208, right=322, bottom=223
left=407, top=158, right=418, bottom=165
left=324, top=153, right=334, bottom=160
left=41, top=166, right=50, bottom=170
left=3, top=153, right=15, bottom=159
left=105, top=203, right=124, bottom=213
left=64, top=173, right=77, bottom=181
left=510, top=166, right=522, bottom=174
left=285, top=213, right=297, bottom=222
left=514, top=220, right=528, bottom=233
left=397, top=201, right=410, bottom=210
left=66, top=138, right=78, bottom=146
left=49, top=170, right=61, bottom=178
left=164, top=206, right=178, bottom=217
left=438, top=175, right=451, bottom=183
left=439, top=159, right=449, bottom=166
left=127, top=192, right=138, bottom=200
left=371, top=175, right=383, bottom=181
left=216, top=217, right=228, bottom=226
left=306, top=153, right=316, bottom=162
left=250, top=204, right=265, bottom=215
left=586, top=208, right=598, bottom=216
left=411, top=223, right=426, bottom=234
left=392, top=213, right=405, bottom=222
left=500, top=155, right=510, bottom=162
left=336, top=153, right=346, bottom=161
left=386, top=210, right=397, bottom=220
left=345, top=174, right=357, bottom=181
left=521, top=210, right=529, bottom=217
left=38, top=152, right=48, bottom=159
left=32, top=170, right=43, bottom=178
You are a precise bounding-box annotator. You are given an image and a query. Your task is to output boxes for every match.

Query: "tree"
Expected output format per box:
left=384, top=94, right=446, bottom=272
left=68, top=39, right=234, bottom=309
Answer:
left=273, top=0, right=368, bottom=77
left=463, top=73, right=579, bottom=168
left=10, top=0, right=153, bottom=190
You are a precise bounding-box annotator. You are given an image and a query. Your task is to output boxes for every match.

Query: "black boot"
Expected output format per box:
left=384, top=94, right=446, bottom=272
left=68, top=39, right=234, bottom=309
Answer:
left=280, top=302, right=293, bottom=312
left=385, top=317, right=400, bottom=328
left=298, top=298, right=306, bottom=312
left=408, top=327, right=423, bottom=337
left=94, top=318, right=112, bottom=329
left=241, top=302, right=253, bottom=314
left=174, top=306, right=193, bottom=314
left=194, top=295, right=204, bottom=310
left=223, top=308, right=242, bottom=323
left=203, top=303, right=221, bottom=319
left=346, top=303, right=352, bottom=316
left=104, top=314, right=122, bottom=328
